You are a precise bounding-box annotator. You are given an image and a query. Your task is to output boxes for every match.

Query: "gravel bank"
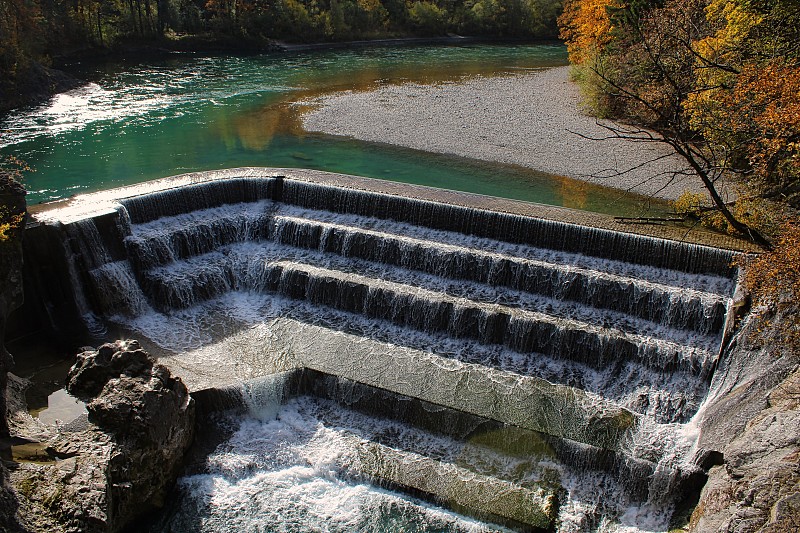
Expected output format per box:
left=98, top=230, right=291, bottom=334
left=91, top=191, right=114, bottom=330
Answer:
left=303, top=66, right=700, bottom=200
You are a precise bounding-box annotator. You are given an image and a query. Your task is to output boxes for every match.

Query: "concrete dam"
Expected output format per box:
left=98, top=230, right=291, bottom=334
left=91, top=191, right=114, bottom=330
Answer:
left=24, top=168, right=743, bottom=531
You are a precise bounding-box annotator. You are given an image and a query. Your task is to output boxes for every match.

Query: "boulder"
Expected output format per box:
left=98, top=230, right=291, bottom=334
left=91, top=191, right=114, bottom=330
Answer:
left=11, top=340, right=195, bottom=532
left=67, top=340, right=153, bottom=401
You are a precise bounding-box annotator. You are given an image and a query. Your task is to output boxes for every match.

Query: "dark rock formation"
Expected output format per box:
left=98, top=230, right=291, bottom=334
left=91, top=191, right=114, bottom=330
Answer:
left=68, top=341, right=156, bottom=401
left=688, top=302, right=800, bottom=531
left=10, top=340, right=195, bottom=532
left=0, top=177, right=26, bottom=438
left=0, top=177, right=26, bottom=532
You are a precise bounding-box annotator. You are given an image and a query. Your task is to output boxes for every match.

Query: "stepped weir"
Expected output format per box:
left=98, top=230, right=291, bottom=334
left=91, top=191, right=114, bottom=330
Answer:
left=25, top=169, right=742, bottom=531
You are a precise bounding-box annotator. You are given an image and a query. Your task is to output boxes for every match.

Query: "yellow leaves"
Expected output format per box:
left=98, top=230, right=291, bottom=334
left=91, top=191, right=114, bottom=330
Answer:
left=558, top=0, right=620, bottom=64
left=0, top=157, right=29, bottom=244
left=0, top=210, right=23, bottom=242
left=685, top=1, right=763, bottom=138
left=673, top=191, right=708, bottom=216
left=693, top=0, right=761, bottom=84
left=673, top=190, right=787, bottom=236
left=701, top=0, right=762, bottom=54
left=357, top=0, right=382, bottom=12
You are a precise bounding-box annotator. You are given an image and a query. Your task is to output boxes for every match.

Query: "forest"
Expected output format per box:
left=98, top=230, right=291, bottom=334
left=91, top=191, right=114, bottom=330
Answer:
left=559, top=0, right=799, bottom=350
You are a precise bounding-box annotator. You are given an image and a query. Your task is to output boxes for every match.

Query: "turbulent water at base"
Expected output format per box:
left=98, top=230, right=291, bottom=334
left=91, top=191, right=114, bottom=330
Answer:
left=45, top=177, right=738, bottom=532
left=156, top=393, right=681, bottom=533
left=158, top=394, right=518, bottom=533
left=0, top=43, right=667, bottom=217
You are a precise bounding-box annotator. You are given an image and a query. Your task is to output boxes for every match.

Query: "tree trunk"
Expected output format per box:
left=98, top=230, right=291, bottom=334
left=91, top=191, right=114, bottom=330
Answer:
left=671, top=141, right=773, bottom=249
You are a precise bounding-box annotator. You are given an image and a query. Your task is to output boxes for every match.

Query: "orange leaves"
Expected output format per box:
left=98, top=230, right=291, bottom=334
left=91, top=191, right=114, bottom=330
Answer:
left=702, top=61, right=800, bottom=205
left=743, top=219, right=800, bottom=357
left=684, top=0, right=800, bottom=208
left=733, top=64, right=800, bottom=179
left=558, top=0, right=619, bottom=64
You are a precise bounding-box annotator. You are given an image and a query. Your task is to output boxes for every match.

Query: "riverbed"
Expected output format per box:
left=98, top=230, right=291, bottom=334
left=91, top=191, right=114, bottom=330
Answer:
left=303, top=66, right=696, bottom=200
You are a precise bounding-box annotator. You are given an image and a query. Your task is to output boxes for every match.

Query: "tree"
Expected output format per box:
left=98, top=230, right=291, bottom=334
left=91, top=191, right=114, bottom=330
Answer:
left=558, top=0, right=617, bottom=64
left=558, top=0, right=799, bottom=248
left=407, top=1, right=448, bottom=35
left=686, top=0, right=800, bottom=210
left=0, top=0, right=45, bottom=108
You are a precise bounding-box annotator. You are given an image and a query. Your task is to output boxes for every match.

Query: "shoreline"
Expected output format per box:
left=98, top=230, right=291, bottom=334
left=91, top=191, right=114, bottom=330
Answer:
left=3, top=36, right=552, bottom=117
left=302, top=66, right=702, bottom=201
left=49, top=35, right=554, bottom=71
left=276, top=35, right=559, bottom=52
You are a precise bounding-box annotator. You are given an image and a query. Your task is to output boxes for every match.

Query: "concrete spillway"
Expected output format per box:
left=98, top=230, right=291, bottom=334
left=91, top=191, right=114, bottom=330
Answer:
left=24, top=169, right=741, bottom=531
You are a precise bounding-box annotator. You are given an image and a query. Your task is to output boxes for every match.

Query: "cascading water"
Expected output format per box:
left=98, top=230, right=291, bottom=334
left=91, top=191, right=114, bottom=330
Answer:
left=30, top=171, right=740, bottom=532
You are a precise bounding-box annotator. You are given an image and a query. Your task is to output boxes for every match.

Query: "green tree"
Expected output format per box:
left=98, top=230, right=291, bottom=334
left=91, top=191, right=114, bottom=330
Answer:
left=407, top=1, right=448, bottom=35
left=0, top=0, right=44, bottom=106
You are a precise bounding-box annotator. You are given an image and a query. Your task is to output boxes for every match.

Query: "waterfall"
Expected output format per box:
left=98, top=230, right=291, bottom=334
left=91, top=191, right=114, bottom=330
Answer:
left=33, top=173, right=740, bottom=531
left=277, top=180, right=737, bottom=276
left=239, top=372, right=292, bottom=421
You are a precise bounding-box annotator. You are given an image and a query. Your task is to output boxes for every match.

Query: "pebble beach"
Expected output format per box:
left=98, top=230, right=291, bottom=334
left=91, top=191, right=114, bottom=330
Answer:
left=303, top=66, right=701, bottom=200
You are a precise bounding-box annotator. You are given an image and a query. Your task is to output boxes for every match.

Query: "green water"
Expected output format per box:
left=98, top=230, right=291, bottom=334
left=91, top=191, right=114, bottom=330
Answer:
left=1, top=43, right=666, bottom=215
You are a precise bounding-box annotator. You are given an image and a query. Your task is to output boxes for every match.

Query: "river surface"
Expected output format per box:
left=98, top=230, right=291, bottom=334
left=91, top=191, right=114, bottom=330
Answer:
left=1, top=43, right=667, bottom=215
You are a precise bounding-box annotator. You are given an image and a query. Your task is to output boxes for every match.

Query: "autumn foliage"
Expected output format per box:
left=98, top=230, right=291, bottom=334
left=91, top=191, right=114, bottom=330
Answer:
left=558, top=0, right=617, bottom=64
left=724, top=63, right=800, bottom=207
left=743, top=220, right=800, bottom=358
left=558, top=0, right=800, bottom=239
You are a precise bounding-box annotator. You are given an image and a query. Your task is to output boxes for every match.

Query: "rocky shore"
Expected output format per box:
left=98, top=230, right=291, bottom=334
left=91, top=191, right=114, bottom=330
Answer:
left=688, top=303, right=800, bottom=531
left=303, top=66, right=702, bottom=200
left=5, top=340, right=194, bottom=532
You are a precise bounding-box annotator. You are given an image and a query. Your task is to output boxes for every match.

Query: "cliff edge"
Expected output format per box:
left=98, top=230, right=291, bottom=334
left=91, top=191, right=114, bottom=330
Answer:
left=689, top=298, right=800, bottom=531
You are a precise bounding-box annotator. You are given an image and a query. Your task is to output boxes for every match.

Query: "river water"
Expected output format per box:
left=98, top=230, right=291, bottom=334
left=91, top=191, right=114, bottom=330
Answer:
left=1, top=43, right=666, bottom=215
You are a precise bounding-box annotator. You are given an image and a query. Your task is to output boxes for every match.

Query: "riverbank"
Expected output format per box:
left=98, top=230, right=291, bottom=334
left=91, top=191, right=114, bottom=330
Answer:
left=303, top=66, right=701, bottom=200
left=276, top=35, right=551, bottom=52
left=0, top=63, right=81, bottom=115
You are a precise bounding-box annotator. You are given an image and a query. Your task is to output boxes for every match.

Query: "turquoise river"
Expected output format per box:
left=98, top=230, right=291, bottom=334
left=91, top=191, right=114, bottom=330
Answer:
left=0, top=43, right=667, bottom=214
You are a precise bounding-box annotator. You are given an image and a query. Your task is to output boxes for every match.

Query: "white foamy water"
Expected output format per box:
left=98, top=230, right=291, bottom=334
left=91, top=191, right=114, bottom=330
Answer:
left=157, top=398, right=516, bottom=533
left=129, top=202, right=736, bottom=296
left=43, top=181, right=736, bottom=532
left=156, top=393, right=686, bottom=532
left=0, top=56, right=298, bottom=149
left=0, top=82, right=174, bottom=147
